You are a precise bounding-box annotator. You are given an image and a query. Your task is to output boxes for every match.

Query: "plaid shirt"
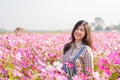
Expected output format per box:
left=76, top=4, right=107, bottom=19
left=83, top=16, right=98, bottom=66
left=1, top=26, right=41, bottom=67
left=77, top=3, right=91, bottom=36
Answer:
left=62, top=42, right=94, bottom=75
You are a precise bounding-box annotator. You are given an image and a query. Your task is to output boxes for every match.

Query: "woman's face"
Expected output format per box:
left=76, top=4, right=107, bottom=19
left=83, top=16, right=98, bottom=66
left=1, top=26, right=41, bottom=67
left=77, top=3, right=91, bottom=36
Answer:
left=74, top=25, right=85, bottom=42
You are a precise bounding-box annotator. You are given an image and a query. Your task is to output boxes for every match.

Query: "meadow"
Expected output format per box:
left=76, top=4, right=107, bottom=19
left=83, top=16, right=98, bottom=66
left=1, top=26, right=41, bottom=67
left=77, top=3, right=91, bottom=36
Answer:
left=0, top=32, right=120, bottom=80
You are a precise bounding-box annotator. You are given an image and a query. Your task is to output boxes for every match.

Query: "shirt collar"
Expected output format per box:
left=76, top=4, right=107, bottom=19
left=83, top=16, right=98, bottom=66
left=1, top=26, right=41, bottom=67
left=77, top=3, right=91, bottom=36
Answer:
left=73, top=41, right=83, bottom=48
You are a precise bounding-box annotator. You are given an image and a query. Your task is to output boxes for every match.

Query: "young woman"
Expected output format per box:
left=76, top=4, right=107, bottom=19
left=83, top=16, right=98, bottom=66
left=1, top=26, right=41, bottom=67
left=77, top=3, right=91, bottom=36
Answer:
left=62, top=20, right=94, bottom=80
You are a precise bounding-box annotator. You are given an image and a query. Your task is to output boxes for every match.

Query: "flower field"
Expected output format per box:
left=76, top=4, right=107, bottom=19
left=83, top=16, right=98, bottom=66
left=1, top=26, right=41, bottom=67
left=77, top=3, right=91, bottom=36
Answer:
left=0, top=32, right=120, bottom=80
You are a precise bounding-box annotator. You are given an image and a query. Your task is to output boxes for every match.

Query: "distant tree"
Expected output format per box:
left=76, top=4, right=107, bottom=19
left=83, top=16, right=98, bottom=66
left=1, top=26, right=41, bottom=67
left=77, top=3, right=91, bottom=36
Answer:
left=105, top=24, right=120, bottom=31
left=92, top=17, right=105, bottom=31
left=95, top=25, right=103, bottom=31
left=0, top=27, right=7, bottom=32
left=105, top=26, right=111, bottom=31
left=118, top=23, right=120, bottom=30
left=113, top=25, right=119, bottom=31
left=95, top=17, right=105, bottom=26
left=117, top=26, right=120, bottom=30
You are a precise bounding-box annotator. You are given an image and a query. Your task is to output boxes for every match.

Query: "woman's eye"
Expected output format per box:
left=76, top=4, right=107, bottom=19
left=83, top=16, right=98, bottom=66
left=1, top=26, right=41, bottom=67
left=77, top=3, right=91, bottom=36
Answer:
left=80, top=28, right=84, bottom=31
left=76, top=28, right=84, bottom=32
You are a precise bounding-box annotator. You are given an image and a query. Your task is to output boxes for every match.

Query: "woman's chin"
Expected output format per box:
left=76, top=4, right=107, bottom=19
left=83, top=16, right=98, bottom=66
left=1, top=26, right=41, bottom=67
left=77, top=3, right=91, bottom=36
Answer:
left=75, top=38, right=82, bottom=41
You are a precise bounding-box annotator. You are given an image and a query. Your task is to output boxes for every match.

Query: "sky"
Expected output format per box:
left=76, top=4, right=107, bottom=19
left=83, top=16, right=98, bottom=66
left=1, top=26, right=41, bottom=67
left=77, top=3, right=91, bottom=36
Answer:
left=0, top=0, right=120, bottom=31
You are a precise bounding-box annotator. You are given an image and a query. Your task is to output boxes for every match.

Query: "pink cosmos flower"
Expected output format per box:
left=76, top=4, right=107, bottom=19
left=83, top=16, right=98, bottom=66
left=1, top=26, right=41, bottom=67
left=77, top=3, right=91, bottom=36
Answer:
left=64, top=62, right=74, bottom=68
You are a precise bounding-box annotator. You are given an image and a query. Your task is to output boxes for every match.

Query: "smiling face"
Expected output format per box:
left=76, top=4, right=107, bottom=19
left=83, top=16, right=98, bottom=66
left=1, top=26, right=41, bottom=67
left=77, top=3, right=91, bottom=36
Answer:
left=73, top=24, right=85, bottom=43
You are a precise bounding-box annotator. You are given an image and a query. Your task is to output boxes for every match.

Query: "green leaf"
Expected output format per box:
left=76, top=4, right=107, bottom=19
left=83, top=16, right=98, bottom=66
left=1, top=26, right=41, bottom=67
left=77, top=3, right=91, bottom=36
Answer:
left=94, top=64, right=98, bottom=72
left=7, top=62, right=14, bottom=69
left=8, top=70, right=14, bottom=80
left=3, top=62, right=14, bottom=69
left=99, top=70, right=103, bottom=77
left=109, top=72, right=119, bottom=80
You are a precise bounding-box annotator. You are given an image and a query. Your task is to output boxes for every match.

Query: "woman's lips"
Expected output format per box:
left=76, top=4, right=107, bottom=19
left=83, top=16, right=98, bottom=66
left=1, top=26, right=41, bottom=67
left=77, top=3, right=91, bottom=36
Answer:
left=75, top=33, right=81, bottom=37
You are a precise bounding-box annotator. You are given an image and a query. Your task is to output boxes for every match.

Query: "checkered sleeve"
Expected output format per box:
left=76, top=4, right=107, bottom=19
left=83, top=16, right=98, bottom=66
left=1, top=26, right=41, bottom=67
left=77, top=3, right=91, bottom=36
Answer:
left=84, top=46, right=94, bottom=76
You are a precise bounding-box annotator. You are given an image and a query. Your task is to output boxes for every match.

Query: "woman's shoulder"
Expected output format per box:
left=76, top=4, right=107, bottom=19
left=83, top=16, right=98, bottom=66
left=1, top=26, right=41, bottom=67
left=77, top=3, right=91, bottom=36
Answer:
left=83, top=45, right=92, bottom=52
left=64, top=43, right=69, bottom=47
left=63, top=42, right=72, bottom=54
left=63, top=42, right=72, bottom=48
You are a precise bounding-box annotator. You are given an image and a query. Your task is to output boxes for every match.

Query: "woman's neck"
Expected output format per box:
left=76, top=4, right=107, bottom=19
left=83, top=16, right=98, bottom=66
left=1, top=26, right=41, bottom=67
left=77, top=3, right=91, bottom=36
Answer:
left=75, top=40, right=82, bottom=44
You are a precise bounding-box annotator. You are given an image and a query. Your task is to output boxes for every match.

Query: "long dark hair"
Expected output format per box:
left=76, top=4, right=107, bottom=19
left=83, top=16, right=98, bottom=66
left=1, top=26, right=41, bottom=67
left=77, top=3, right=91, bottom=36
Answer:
left=63, top=20, right=93, bottom=54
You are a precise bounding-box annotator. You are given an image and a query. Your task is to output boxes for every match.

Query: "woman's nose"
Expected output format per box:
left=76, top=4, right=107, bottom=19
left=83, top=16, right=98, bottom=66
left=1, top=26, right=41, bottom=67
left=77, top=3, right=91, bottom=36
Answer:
left=77, top=29, right=81, bottom=32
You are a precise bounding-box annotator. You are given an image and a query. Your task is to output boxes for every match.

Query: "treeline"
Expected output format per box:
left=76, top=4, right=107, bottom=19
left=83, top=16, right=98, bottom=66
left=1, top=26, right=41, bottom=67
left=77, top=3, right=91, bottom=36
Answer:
left=91, top=17, right=120, bottom=32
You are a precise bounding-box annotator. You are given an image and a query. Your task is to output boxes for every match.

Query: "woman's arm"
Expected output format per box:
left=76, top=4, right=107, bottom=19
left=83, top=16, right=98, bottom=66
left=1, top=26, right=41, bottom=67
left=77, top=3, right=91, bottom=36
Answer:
left=84, top=46, right=94, bottom=76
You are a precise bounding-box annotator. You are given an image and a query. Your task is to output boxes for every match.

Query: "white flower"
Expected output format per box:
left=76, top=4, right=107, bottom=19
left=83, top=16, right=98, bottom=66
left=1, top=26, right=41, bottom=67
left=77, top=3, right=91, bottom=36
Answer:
left=46, top=65, right=55, bottom=71
left=0, top=50, right=3, bottom=54
left=15, top=52, right=22, bottom=61
left=53, top=61, right=63, bottom=71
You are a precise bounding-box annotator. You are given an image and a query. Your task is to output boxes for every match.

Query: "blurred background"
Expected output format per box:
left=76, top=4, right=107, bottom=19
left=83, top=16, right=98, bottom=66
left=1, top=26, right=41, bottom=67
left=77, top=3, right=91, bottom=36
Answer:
left=0, top=0, right=120, bottom=33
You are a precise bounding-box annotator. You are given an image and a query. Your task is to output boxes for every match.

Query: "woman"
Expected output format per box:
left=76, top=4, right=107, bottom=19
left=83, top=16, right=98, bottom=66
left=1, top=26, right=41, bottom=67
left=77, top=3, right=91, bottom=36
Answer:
left=62, top=20, right=94, bottom=80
